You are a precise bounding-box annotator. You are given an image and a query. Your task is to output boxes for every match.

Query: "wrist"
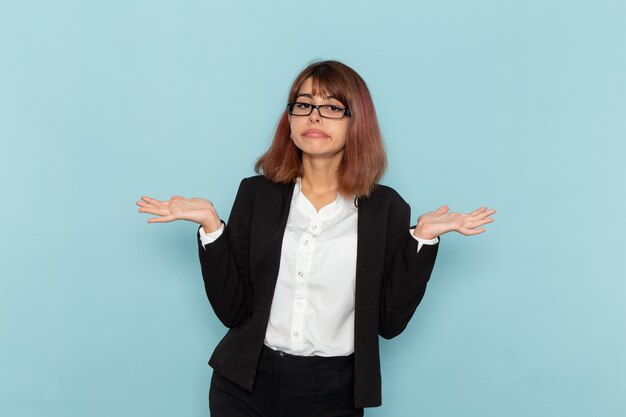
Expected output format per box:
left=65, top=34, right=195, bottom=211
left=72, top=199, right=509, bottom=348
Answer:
left=201, top=218, right=222, bottom=234
left=412, top=225, right=437, bottom=240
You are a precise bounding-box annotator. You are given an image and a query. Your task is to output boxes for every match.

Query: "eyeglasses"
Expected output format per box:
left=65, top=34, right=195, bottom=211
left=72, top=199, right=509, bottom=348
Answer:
left=287, top=102, right=351, bottom=119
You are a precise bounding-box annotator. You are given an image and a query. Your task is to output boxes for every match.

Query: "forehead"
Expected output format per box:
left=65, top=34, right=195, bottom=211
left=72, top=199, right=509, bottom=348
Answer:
left=296, top=77, right=342, bottom=101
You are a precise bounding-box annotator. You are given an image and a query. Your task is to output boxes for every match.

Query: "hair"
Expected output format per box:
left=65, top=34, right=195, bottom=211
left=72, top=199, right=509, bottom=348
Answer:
left=254, top=60, right=387, bottom=198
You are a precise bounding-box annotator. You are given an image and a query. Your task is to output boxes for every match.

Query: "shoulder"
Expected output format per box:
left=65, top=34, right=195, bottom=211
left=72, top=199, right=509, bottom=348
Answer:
left=362, top=183, right=409, bottom=209
left=353, top=184, right=413, bottom=240
left=238, top=175, right=295, bottom=201
left=239, top=175, right=290, bottom=189
left=358, top=184, right=411, bottom=227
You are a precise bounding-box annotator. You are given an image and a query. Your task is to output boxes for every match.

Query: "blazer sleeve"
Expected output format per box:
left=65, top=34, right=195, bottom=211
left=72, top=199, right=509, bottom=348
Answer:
left=197, top=178, right=255, bottom=328
left=379, top=196, right=439, bottom=339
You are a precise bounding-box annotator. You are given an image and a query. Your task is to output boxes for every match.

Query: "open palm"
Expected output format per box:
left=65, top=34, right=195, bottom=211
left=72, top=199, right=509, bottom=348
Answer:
left=136, top=195, right=222, bottom=232
left=414, top=205, right=496, bottom=239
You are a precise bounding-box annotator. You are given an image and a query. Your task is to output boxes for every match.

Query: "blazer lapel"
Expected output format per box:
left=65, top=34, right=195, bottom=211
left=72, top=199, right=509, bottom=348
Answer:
left=255, top=181, right=295, bottom=294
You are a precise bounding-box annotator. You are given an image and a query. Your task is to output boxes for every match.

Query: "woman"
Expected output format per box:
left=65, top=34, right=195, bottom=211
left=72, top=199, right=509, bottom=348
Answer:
left=137, top=60, right=495, bottom=416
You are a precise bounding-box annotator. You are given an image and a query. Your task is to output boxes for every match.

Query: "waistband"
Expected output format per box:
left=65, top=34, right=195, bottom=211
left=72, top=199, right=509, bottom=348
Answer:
left=260, top=344, right=354, bottom=373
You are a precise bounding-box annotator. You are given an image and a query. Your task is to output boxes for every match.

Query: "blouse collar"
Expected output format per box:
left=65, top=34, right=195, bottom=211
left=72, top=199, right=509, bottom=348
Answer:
left=293, top=177, right=353, bottom=221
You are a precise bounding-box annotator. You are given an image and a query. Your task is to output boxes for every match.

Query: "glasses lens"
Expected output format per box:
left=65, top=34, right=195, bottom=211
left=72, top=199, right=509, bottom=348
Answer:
left=289, top=103, right=312, bottom=116
left=319, top=105, right=346, bottom=119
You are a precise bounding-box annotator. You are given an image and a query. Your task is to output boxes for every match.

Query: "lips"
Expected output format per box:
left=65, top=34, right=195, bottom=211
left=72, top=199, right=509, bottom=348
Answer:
left=302, top=129, right=329, bottom=138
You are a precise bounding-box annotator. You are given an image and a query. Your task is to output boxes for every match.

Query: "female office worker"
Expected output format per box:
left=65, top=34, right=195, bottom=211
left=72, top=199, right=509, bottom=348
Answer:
left=137, top=60, right=495, bottom=417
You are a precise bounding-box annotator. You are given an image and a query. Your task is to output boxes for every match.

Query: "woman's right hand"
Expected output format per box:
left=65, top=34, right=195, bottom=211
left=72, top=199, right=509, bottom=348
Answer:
left=136, top=195, right=222, bottom=233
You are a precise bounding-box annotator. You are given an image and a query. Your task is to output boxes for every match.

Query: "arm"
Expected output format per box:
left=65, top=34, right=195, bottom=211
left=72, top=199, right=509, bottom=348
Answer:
left=379, top=198, right=439, bottom=339
left=198, top=178, right=255, bottom=328
left=379, top=201, right=496, bottom=338
left=137, top=180, right=255, bottom=328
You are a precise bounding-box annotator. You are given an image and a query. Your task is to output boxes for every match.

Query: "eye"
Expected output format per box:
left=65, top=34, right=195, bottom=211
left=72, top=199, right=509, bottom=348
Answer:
left=327, top=105, right=344, bottom=113
left=296, top=103, right=312, bottom=109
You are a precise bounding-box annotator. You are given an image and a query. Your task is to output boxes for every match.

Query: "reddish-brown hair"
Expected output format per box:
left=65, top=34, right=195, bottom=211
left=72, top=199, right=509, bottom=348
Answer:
left=254, top=60, right=387, bottom=197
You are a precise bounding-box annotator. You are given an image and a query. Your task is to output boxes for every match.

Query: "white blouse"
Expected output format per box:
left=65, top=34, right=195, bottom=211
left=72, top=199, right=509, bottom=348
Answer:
left=200, top=179, right=438, bottom=356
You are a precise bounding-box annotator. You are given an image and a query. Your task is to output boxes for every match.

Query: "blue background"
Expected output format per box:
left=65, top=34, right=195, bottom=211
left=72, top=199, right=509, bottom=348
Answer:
left=1, top=1, right=625, bottom=416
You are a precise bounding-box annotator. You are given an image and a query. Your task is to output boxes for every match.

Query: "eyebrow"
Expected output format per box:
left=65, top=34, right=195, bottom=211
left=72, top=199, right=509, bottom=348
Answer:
left=296, top=93, right=339, bottom=101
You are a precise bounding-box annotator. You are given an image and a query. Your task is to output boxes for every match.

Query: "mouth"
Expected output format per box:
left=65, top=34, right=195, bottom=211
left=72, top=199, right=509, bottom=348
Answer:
left=302, top=129, right=330, bottom=138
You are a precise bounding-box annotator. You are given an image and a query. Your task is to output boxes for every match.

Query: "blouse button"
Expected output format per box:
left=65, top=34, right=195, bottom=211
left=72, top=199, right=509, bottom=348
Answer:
left=297, top=271, right=304, bottom=277
left=293, top=331, right=299, bottom=337
left=303, top=240, right=309, bottom=245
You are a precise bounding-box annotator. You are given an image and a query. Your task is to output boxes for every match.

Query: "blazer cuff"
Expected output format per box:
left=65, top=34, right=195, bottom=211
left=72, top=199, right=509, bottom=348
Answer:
left=198, top=222, right=225, bottom=248
left=408, top=229, right=439, bottom=253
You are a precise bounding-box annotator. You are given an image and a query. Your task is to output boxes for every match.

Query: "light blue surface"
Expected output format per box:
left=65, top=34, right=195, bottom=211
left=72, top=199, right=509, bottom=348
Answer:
left=1, top=1, right=625, bottom=416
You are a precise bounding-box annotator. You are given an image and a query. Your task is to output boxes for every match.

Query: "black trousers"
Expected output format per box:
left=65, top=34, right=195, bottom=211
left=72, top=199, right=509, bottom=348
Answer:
left=209, top=345, right=365, bottom=417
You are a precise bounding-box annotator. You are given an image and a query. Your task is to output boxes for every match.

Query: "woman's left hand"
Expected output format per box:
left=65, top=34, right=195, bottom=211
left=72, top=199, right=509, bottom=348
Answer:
left=412, top=206, right=496, bottom=240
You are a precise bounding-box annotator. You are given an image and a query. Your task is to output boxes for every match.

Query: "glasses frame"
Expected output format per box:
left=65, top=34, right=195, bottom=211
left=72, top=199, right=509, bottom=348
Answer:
left=287, top=102, right=351, bottom=119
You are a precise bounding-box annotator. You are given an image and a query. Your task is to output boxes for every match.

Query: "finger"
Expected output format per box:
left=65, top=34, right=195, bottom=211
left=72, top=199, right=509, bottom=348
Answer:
left=469, top=215, right=495, bottom=224
left=476, top=208, right=496, bottom=219
left=468, top=207, right=487, bottom=216
left=466, top=208, right=496, bottom=221
left=141, top=196, right=164, bottom=205
left=436, top=205, right=449, bottom=214
left=460, top=226, right=486, bottom=236
left=136, top=200, right=150, bottom=207
left=139, top=206, right=171, bottom=216
left=478, top=217, right=494, bottom=226
left=147, top=215, right=175, bottom=223
left=463, top=217, right=494, bottom=229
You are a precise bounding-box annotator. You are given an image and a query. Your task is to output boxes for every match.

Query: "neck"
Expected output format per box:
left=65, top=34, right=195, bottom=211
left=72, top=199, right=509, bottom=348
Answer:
left=301, top=153, right=342, bottom=194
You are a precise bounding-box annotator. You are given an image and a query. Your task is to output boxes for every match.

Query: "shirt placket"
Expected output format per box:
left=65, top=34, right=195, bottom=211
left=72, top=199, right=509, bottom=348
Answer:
left=290, top=214, right=322, bottom=351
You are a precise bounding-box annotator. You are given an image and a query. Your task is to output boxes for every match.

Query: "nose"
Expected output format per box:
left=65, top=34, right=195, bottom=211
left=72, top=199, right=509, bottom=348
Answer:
left=307, top=105, right=322, bottom=123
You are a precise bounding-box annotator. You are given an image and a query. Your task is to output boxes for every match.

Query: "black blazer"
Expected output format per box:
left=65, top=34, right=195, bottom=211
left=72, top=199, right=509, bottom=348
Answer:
left=197, top=175, right=439, bottom=408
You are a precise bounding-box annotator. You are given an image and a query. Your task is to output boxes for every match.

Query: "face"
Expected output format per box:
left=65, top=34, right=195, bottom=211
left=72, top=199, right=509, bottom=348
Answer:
left=288, top=77, right=350, bottom=162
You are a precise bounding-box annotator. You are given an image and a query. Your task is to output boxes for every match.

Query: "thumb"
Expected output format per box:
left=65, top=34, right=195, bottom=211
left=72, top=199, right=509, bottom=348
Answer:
left=436, top=205, right=449, bottom=214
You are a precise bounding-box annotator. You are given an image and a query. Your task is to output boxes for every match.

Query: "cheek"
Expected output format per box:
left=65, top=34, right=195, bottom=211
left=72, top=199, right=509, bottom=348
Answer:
left=338, top=125, right=350, bottom=143
left=289, top=118, right=305, bottom=133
